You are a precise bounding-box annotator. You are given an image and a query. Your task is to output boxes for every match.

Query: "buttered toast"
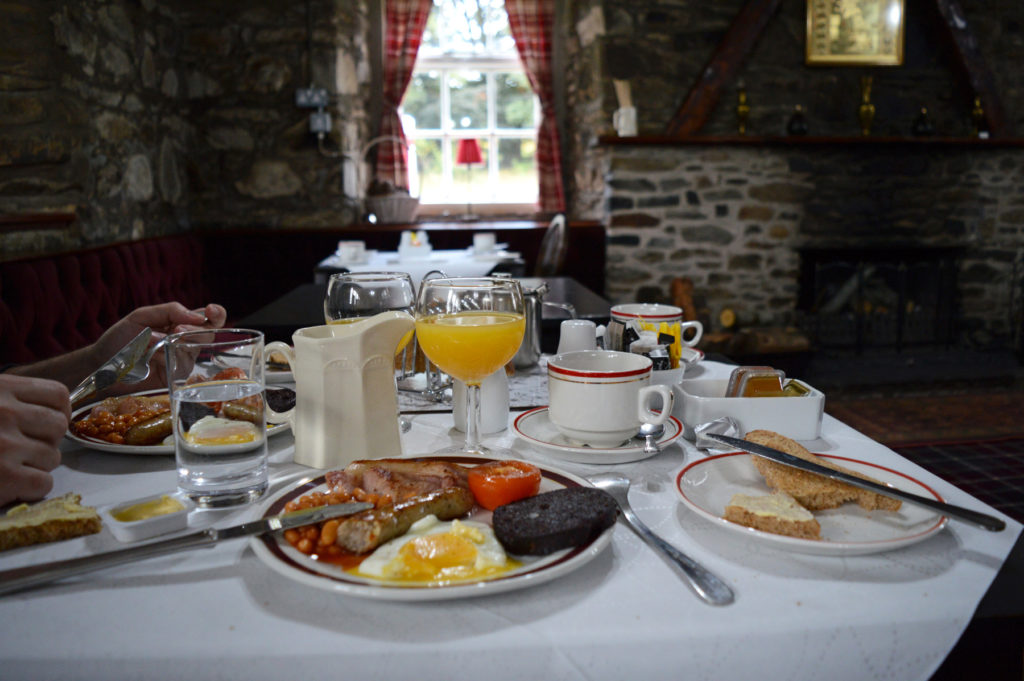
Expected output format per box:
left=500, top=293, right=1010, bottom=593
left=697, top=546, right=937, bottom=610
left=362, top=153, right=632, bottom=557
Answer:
left=0, top=493, right=102, bottom=552
left=744, top=430, right=901, bottom=512
left=724, top=492, right=822, bottom=540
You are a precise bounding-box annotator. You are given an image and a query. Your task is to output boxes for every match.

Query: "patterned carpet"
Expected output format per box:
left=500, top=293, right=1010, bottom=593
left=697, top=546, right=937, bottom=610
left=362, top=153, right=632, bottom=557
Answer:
left=825, top=389, right=1024, bottom=447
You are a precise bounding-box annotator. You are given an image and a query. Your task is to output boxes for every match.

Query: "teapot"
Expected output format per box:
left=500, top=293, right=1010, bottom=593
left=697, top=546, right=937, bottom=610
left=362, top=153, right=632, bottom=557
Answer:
left=512, top=280, right=576, bottom=368
left=264, top=311, right=414, bottom=469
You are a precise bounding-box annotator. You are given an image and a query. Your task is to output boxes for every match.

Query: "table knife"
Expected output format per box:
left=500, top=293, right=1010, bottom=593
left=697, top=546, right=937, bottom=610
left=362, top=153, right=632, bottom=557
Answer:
left=705, top=433, right=1006, bottom=532
left=0, top=501, right=373, bottom=597
left=69, top=327, right=152, bottom=405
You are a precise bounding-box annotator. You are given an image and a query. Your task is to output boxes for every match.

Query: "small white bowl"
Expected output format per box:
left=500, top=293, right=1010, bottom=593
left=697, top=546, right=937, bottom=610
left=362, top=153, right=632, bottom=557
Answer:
left=675, top=378, right=825, bottom=441
left=100, top=492, right=195, bottom=543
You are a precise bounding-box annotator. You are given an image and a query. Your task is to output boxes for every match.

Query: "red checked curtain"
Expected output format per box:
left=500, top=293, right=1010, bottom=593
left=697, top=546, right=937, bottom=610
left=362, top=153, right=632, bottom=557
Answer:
left=375, top=0, right=432, bottom=190
left=506, top=0, right=566, bottom=213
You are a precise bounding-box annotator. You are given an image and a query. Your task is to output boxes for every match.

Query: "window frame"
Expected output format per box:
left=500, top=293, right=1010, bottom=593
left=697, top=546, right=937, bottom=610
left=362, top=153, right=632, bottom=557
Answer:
left=403, top=52, right=541, bottom=216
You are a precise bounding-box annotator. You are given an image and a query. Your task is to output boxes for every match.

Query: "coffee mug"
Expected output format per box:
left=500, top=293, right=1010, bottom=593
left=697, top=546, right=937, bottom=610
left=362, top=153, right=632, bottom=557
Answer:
left=547, top=350, right=674, bottom=448
left=607, top=303, right=703, bottom=369
left=613, top=106, right=638, bottom=137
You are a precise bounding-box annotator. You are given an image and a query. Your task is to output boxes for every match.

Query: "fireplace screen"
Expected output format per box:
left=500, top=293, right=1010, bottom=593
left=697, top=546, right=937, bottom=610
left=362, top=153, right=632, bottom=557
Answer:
left=798, top=247, right=960, bottom=352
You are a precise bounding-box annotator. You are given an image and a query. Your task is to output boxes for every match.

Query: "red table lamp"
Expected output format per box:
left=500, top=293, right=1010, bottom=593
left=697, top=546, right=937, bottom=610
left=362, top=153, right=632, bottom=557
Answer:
left=456, top=138, right=483, bottom=220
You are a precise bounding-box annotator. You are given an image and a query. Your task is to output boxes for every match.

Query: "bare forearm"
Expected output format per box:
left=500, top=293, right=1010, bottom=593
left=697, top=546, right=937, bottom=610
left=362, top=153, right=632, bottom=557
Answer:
left=6, top=345, right=101, bottom=390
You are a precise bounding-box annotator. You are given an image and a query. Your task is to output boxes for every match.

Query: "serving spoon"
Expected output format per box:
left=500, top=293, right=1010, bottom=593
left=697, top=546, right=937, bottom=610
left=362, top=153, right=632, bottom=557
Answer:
left=588, top=473, right=734, bottom=606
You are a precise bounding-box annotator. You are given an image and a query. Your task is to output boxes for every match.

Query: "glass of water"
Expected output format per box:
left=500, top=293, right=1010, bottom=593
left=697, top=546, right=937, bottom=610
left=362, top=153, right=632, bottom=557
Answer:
left=166, top=328, right=268, bottom=508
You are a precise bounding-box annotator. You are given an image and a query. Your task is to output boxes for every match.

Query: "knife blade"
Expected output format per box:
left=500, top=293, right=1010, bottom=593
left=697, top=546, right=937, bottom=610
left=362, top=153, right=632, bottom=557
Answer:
left=69, top=327, right=153, bottom=405
left=0, top=501, right=373, bottom=597
left=705, top=433, right=1005, bottom=532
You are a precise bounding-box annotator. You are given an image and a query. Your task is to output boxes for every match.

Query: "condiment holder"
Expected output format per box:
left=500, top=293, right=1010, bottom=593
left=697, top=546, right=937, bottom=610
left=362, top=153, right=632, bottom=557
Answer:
left=100, top=492, right=195, bottom=543
left=675, top=377, right=825, bottom=441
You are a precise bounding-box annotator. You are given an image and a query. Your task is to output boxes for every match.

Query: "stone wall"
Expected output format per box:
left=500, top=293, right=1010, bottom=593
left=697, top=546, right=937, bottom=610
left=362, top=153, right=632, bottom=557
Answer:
left=0, top=0, right=371, bottom=260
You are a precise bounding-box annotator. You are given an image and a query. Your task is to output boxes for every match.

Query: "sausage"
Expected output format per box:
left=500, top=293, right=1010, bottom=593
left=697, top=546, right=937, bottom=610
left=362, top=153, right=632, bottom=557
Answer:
left=125, top=412, right=173, bottom=446
left=333, top=486, right=475, bottom=554
left=221, top=401, right=260, bottom=424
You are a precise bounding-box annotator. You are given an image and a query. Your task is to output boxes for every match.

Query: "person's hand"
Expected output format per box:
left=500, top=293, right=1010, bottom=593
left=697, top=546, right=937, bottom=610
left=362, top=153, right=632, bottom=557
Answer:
left=0, top=374, right=70, bottom=507
left=92, top=302, right=228, bottom=394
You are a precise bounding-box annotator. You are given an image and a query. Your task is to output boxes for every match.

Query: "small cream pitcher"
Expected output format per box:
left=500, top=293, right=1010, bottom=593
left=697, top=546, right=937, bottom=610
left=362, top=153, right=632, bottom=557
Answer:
left=264, top=311, right=414, bottom=469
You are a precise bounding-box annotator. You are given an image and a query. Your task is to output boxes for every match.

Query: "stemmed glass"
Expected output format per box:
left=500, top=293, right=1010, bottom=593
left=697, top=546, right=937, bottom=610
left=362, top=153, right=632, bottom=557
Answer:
left=324, top=271, right=417, bottom=431
left=414, top=277, right=525, bottom=455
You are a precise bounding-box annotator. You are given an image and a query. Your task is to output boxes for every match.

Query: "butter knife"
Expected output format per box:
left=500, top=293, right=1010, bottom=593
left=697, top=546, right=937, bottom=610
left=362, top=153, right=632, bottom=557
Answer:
left=705, top=433, right=1005, bottom=532
left=69, top=327, right=152, bottom=405
left=0, top=501, right=373, bottom=597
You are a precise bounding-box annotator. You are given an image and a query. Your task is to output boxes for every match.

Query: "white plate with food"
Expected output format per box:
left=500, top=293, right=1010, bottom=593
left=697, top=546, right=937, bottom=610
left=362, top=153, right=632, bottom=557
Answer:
left=215, top=350, right=293, bottom=384
left=512, top=407, right=683, bottom=464
left=675, top=452, right=948, bottom=556
left=67, top=389, right=291, bottom=456
left=250, top=456, right=615, bottom=600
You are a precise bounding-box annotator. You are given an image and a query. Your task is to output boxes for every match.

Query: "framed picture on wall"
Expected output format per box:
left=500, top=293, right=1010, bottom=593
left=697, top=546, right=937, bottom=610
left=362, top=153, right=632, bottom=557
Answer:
left=806, top=0, right=905, bottom=66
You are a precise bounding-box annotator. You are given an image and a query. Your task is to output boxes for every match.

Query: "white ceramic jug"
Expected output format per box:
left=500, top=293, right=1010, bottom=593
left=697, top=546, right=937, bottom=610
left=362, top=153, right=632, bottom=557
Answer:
left=264, top=311, right=414, bottom=469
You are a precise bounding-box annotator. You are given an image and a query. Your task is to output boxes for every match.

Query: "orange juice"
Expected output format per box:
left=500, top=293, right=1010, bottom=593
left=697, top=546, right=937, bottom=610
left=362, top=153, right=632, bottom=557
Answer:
left=327, top=318, right=414, bottom=355
left=415, top=311, right=525, bottom=384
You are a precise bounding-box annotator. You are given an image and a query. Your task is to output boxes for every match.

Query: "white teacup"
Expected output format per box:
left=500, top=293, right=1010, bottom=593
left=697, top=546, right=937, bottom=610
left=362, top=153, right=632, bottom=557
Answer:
left=547, top=350, right=674, bottom=448
left=473, top=232, right=497, bottom=254
left=607, top=303, right=703, bottom=369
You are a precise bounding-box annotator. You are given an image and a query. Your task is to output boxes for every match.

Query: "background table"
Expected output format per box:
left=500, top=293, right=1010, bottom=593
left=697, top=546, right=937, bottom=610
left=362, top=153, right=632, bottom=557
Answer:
left=0, top=361, right=1019, bottom=680
left=238, top=276, right=610, bottom=348
left=314, top=247, right=526, bottom=284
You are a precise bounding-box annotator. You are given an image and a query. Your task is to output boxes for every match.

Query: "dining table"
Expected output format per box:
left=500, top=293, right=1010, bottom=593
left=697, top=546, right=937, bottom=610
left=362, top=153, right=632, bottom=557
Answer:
left=313, top=246, right=526, bottom=285
left=0, top=358, right=1020, bottom=681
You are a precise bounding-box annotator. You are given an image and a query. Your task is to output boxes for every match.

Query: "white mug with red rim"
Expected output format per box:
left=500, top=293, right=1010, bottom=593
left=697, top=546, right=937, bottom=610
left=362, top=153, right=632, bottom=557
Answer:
left=608, top=303, right=703, bottom=368
left=547, top=350, right=674, bottom=448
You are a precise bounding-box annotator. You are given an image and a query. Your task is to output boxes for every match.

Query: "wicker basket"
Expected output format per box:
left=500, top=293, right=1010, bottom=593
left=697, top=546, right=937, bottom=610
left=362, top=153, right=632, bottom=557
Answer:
left=365, top=194, right=419, bottom=224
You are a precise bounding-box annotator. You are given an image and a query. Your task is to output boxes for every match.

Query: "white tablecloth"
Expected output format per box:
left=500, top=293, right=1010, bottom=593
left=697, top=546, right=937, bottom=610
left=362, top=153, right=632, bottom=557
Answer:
left=1, top=361, right=1019, bottom=680
left=318, top=248, right=522, bottom=285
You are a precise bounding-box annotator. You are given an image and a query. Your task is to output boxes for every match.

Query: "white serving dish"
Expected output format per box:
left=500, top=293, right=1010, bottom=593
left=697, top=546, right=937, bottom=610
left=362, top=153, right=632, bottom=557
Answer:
left=100, top=492, right=195, bottom=543
left=674, top=378, right=825, bottom=440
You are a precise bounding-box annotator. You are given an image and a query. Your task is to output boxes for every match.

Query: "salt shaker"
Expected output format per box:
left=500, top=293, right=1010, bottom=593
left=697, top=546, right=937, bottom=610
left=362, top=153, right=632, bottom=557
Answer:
left=556, top=319, right=597, bottom=355
left=452, top=367, right=509, bottom=434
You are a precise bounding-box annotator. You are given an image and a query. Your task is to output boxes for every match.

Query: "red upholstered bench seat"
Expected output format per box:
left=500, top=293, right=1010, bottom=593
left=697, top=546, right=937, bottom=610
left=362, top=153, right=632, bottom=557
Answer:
left=0, top=235, right=208, bottom=364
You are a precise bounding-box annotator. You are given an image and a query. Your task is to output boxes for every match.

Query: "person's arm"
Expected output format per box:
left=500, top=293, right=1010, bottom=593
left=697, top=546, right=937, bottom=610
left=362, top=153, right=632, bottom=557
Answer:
left=8, top=302, right=227, bottom=391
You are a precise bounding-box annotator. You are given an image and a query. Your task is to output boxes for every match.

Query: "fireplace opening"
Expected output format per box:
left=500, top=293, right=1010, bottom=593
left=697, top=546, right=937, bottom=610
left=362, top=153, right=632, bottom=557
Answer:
left=797, top=246, right=961, bottom=353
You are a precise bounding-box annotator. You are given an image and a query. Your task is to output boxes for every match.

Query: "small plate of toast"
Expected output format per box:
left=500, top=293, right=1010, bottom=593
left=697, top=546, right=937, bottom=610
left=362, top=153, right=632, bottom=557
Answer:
left=675, top=432, right=948, bottom=556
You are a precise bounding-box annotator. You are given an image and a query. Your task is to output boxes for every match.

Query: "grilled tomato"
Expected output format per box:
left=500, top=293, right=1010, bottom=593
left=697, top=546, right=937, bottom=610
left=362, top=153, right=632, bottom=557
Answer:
left=468, top=460, right=542, bottom=511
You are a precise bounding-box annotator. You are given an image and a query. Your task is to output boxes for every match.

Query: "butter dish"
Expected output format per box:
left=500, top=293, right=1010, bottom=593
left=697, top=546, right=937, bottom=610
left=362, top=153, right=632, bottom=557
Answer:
left=675, top=378, right=825, bottom=440
left=100, top=492, right=195, bottom=543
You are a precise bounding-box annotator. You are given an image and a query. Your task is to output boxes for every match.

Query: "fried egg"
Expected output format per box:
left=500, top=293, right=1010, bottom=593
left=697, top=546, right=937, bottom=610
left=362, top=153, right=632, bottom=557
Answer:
left=356, top=515, right=520, bottom=584
left=184, top=416, right=260, bottom=446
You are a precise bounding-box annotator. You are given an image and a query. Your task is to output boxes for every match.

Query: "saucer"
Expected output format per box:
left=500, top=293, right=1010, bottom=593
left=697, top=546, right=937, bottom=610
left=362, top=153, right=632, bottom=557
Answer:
left=512, top=407, right=683, bottom=464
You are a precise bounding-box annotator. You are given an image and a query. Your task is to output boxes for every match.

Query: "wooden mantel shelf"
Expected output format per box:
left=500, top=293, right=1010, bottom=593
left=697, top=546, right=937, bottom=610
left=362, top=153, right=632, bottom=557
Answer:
left=598, top=135, right=1024, bottom=148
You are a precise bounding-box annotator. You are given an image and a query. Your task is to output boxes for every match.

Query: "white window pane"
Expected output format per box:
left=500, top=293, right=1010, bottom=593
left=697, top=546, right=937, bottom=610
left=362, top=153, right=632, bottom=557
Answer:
left=412, top=138, right=442, bottom=201
left=404, top=71, right=441, bottom=130
left=496, top=71, right=535, bottom=129
left=496, top=138, right=537, bottom=203
left=449, top=70, right=486, bottom=129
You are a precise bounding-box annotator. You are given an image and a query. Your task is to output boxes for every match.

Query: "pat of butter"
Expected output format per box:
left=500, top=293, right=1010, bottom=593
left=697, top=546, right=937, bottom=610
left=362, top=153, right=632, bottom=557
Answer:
left=112, top=495, right=185, bottom=522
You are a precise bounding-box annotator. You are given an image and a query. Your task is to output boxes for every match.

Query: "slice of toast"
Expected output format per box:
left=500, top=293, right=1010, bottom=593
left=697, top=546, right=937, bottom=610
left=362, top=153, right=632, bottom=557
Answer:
left=0, top=493, right=102, bottom=552
left=744, top=430, right=901, bottom=512
left=724, top=492, right=822, bottom=540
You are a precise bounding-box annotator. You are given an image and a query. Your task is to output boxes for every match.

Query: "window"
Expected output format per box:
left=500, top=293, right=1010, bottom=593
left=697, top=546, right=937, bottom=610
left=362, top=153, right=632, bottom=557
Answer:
left=401, top=0, right=540, bottom=212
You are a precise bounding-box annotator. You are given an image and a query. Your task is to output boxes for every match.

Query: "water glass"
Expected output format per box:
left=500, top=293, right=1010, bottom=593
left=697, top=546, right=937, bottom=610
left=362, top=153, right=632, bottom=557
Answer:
left=166, top=329, right=268, bottom=508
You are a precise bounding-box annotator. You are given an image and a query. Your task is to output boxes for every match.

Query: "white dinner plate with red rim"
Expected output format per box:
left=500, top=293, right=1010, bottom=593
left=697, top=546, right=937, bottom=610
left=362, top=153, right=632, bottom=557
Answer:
left=513, top=407, right=683, bottom=464
left=250, top=455, right=614, bottom=600
left=67, top=388, right=290, bottom=456
left=675, top=452, right=949, bottom=556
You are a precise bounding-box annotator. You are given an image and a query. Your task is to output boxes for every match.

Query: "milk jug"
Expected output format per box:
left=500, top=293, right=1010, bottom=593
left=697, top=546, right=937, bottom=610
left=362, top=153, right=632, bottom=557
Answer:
left=264, top=311, right=414, bottom=469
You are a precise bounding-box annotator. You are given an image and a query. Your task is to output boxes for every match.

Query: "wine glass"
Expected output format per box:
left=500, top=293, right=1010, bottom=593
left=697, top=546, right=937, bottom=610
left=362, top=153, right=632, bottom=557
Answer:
left=324, top=271, right=417, bottom=431
left=414, top=277, right=525, bottom=455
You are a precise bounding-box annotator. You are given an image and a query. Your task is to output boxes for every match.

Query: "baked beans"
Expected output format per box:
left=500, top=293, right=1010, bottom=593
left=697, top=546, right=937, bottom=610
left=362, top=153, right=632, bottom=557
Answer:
left=283, top=487, right=390, bottom=554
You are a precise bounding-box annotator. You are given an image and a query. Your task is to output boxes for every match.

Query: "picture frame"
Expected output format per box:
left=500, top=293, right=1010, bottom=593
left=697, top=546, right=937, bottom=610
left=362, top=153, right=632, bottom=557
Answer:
left=806, top=0, right=905, bottom=66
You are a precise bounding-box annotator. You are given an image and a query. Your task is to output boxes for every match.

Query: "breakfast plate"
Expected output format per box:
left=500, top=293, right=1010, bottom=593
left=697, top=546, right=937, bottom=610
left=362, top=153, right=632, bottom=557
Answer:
left=250, top=455, right=614, bottom=600
left=675, top=452, right=949, bottom=556
left=67, top=389, right=291, bottom=456
left=513, top=407, right=683, bottom=464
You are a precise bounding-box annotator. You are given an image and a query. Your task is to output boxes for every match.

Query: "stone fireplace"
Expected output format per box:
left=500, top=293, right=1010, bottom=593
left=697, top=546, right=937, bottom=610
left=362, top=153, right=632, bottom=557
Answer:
left=603, top=142, right=1023, bottom=359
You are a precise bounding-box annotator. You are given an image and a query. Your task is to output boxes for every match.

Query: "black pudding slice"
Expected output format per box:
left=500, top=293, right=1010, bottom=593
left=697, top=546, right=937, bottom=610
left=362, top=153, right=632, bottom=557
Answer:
left=265, top=387, right=296, bottom=413
left=492, top=487, right=619, bottom=556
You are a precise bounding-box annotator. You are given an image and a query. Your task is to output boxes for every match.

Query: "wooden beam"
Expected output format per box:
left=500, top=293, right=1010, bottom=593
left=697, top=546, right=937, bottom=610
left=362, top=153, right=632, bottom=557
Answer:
left=665, top=0, right=782, bottom=137
left=933, top=0, right=1011, bottom=137
left=0, top=212, right=76, bottom=233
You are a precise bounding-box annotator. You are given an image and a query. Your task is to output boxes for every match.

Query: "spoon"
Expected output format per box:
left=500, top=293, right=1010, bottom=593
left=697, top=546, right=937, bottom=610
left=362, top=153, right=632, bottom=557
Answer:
left=638, top=422, right=664, bottom=454
left=588, top=473, right=734, bottom=606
